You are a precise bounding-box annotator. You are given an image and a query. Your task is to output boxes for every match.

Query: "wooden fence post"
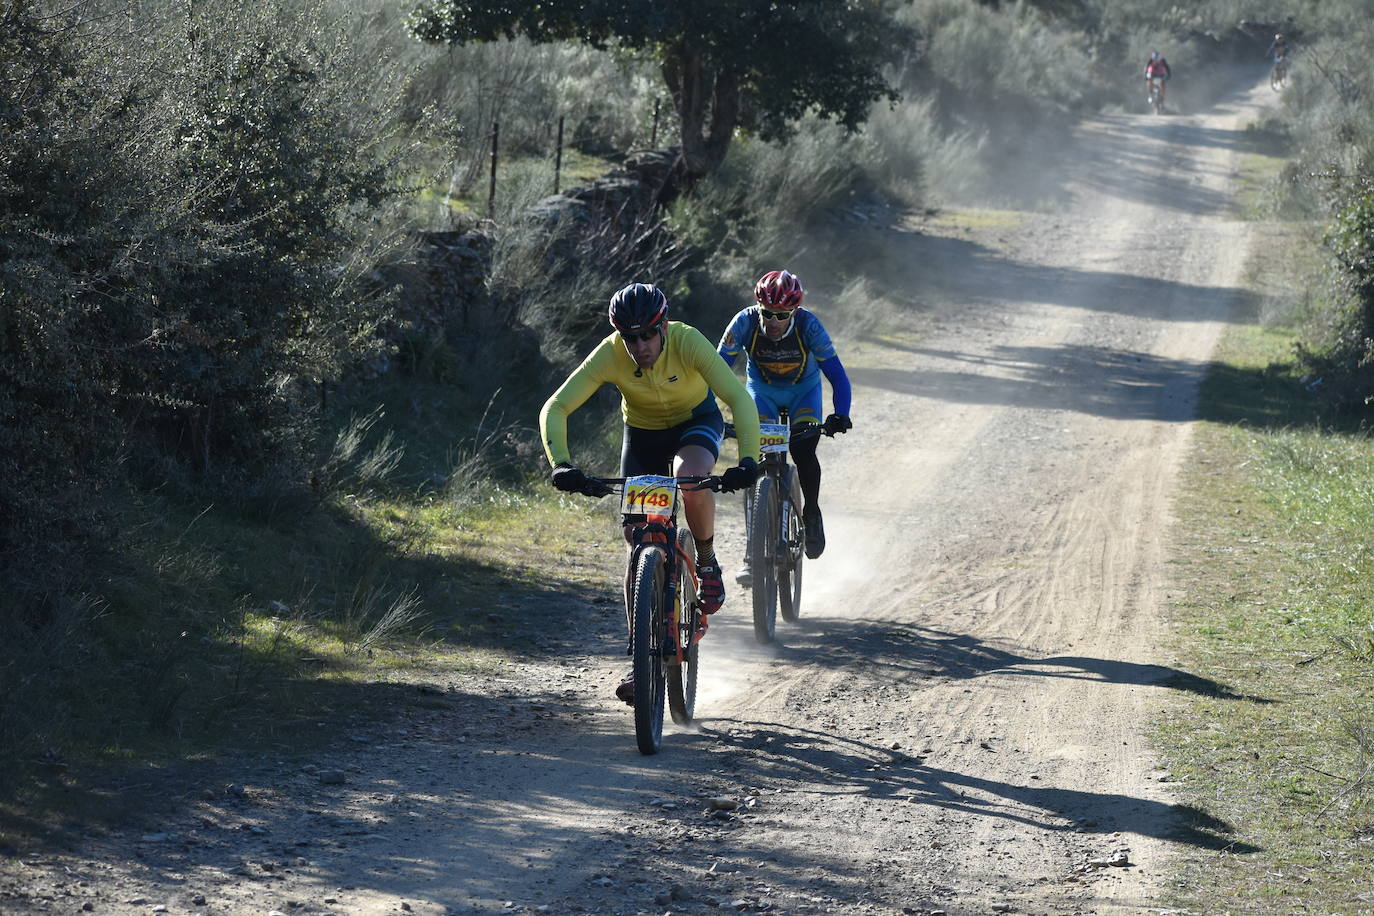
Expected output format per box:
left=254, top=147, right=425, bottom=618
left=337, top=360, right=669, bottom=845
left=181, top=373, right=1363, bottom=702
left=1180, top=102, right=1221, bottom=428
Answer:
left=488, top=121, right=499, bottom=218
left=554, top=116, right=564, bottom=194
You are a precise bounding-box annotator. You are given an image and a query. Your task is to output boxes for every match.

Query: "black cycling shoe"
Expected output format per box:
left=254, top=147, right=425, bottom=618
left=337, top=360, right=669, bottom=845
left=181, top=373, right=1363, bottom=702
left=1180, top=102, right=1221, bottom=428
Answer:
left=803, top=506, right=825, bottom=559
left=615, top=671, right=635, bottom=706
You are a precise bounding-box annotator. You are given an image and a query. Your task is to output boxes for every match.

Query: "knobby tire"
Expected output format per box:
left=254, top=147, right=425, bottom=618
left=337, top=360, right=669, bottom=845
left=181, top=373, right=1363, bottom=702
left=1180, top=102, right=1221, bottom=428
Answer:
left=666, top=528, right=698, bottom=725
left=631, top=546, right=667, bottom=755
left=778, top=468, right=805, bottom=624
left=750, top=475, right=779, bottom=644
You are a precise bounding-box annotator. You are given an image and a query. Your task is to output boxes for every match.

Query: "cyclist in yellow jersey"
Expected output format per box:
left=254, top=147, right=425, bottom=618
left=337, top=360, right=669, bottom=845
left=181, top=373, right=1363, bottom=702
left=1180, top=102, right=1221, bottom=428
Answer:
left=540, top=283, right=761, bottom=704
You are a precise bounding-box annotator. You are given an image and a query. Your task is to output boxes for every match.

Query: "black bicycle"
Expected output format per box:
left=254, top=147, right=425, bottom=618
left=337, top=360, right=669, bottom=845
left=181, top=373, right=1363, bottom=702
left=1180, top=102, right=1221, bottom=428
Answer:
left=727, top=410, right=828, bottom=643
left=582, top=473, right=719, bottom=754
left=1270, top=55, right=1289, bottom=91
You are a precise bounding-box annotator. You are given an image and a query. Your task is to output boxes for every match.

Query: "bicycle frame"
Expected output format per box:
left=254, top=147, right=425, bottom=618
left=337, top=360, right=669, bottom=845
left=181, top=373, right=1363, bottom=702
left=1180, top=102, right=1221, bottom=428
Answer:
left=603, top=475, right=713, bottom=662
left=1147, top=78, right=1164, bottom=113
left=584, top=473, right=716, bottom=753
left=745, top=412, right=821, bottom=546
left=623, top=514, right=699, bottom=665
left=727, top=409, right=825, bottom=641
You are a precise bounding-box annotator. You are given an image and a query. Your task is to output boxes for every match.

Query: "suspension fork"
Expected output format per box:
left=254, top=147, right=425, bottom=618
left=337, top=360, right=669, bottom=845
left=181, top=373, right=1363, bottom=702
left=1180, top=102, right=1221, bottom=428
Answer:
left=622, top=534, right=678, bottom=655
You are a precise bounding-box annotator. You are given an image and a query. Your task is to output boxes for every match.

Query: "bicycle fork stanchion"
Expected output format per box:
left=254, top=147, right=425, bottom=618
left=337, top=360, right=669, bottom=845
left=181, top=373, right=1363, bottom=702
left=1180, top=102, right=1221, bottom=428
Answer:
left=666, top=528, right=700, bottom=726
left=777, top=464, right=805, bottom=623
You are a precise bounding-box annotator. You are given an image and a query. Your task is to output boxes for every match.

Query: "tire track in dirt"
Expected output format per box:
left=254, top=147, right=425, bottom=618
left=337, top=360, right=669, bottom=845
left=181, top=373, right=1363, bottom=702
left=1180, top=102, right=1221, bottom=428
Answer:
left=698, top=76, right=1269, bottom=915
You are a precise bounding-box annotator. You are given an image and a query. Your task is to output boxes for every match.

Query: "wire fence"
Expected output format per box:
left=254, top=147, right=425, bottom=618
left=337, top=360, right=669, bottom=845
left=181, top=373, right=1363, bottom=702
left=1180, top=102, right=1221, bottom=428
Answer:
left=475, top=98, right=672, bottom=217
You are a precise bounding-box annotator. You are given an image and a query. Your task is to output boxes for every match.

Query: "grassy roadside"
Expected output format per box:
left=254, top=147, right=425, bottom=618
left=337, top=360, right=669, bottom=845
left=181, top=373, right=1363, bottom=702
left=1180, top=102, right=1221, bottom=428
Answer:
left=0, top=361, right=630, bottom=849
left=0, top=475, right=625, bottom=849
left=1158, top=216, right=1374, bottom=912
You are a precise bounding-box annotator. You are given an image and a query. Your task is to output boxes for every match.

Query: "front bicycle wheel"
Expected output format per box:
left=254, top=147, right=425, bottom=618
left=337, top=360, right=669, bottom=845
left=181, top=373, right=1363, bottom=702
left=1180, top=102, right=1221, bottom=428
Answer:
left=667, top=528, right=698, bottom=725
left=749, top=475, right=779, bottom=644
left=631, top=546, right=668, bottom=755
left=778, top=469, right=805, bottom=624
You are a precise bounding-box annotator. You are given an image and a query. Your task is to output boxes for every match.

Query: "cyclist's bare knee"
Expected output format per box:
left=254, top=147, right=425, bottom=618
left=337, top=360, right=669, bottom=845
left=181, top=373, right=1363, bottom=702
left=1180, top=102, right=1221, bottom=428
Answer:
left=673, top=444, right=715, bottom=478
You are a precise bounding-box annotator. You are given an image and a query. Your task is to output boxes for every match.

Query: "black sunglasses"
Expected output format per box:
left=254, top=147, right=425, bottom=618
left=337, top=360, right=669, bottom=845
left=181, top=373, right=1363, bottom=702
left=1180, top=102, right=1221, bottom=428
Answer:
left=758, top=307, right=794, bottom=321
left=620, top=326, right=661, bottom=343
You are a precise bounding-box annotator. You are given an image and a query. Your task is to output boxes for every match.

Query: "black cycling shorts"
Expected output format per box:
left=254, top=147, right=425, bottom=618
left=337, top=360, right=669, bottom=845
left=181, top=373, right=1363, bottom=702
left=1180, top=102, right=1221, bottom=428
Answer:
left=620, top=397, right=724, bottom=477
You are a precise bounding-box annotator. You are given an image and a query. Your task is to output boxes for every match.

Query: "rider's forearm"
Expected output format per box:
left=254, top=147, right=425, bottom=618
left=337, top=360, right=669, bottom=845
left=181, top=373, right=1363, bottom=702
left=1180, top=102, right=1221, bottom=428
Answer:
left=706, top=365, right=761, bottom=462
left=539, top=365, right=605, bottom=465
left=539, top=398, right=574, bottom=466
left=819, top=355, right=852, bottom=415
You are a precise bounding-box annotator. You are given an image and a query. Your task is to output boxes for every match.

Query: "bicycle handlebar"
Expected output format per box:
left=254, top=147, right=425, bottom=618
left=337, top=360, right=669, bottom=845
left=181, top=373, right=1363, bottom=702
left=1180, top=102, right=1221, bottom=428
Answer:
left=723, top=421, right=829, bottom=441
left=586, top=474, right=723, bottom=493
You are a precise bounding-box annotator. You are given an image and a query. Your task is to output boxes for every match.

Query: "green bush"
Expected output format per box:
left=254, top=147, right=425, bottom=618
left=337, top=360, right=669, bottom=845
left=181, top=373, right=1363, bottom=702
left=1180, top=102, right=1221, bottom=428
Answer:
left=1, top=0, right=430, bottom=540
left=1295, top=174, right=1374, bottom=411
left=0, top=0, right=441, bottom=773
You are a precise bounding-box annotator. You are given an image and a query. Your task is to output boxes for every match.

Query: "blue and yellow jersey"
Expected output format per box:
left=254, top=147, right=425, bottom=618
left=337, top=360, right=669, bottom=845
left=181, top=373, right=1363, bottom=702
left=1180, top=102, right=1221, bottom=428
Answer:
left=717, top=307, right=837, bottom=387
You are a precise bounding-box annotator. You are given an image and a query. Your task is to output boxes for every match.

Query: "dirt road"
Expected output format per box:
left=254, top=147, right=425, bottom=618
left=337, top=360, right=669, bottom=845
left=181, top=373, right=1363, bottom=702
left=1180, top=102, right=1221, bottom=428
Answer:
left=3, top=78, right=1273, bottom=915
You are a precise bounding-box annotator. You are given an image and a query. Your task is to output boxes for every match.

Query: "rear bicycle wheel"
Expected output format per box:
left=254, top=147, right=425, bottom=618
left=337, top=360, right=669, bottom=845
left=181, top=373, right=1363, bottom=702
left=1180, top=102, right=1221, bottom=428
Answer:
left=778, top=469, right=805, bottom=624
left=631, top=546, right=668, bottom=754
left=667, top=529, right=699, bottom=725
left=749, top=475, right=779, bottom=644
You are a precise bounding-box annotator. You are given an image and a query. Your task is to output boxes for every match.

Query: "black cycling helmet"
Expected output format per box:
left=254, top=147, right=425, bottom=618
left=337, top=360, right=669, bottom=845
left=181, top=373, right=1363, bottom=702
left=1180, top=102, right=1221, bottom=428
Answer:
left=608, top=282, right=668, bottom=333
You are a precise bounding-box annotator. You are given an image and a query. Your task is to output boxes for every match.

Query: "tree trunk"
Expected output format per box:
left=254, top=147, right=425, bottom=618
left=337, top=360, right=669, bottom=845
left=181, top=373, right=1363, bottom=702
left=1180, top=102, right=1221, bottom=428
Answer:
left=661, top=46, right=741, bottom=199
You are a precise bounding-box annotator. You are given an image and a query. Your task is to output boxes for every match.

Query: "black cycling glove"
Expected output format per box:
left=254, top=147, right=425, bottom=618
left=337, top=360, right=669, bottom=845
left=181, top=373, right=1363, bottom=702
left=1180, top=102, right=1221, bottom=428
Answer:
left=823, top=413, right=853, bottom=436
left=551, top=463, right=611, bottom=498
left=718, top=457, right=759, bottom=493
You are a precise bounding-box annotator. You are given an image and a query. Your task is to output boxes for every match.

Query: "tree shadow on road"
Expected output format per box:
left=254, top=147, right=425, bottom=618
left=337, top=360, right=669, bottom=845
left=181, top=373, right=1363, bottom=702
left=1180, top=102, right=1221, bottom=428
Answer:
left=696, top=717, right=1262, bottom=854
left=847, top=339, right=1319, bottom=432
left=849, top=343, right=1214, bottom=423
left=758, top=616, right=1270, bottom=703
left=858, top=230, right=1262, bottom=323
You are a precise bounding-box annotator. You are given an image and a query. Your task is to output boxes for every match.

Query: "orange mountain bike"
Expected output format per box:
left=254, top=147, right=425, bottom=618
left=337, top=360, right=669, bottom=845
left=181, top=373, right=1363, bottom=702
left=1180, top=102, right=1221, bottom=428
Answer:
left=582, top=473, right=720, bottom=754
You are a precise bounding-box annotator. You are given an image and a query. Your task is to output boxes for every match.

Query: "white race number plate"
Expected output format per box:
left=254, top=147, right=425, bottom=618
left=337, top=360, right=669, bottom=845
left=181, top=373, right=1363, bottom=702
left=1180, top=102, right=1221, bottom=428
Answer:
left=621, top=474, right=678, bottom=516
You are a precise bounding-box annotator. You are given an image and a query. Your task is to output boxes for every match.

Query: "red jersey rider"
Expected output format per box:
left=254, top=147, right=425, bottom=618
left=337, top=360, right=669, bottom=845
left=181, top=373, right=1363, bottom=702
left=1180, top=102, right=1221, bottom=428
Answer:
left=1144, top=52, right=1171, bottom=105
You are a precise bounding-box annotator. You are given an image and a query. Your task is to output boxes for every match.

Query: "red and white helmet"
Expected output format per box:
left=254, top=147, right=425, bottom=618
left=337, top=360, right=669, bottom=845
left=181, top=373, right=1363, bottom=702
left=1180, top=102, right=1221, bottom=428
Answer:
left=753, top=270, right=805, bottom=310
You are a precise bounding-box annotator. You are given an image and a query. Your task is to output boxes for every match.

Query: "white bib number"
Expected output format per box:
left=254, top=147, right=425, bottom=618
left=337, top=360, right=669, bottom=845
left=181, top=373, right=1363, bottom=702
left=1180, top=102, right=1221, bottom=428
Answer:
left=621, top=475, right=678, bottom=516
left=759, top=423, right=790, bottom=455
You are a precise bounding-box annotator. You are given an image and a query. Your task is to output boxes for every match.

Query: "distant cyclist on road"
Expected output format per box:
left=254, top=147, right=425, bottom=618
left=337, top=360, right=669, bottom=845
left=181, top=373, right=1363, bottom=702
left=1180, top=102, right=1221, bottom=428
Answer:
left=540, top=283, right=761, bottom=702
left=1266, top=33, right=1290, bottom=84
left=717, top=269, right=852, bottom=582
left=1266, top=32, right=1290, bottom=66
left=1144, top=51, right=1172, bottom=107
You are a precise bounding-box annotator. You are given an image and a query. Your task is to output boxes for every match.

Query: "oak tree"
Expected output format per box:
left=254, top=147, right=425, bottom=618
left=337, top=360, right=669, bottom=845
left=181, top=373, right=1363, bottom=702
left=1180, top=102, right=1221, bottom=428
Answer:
left=408, top=0, right=909, bottom=191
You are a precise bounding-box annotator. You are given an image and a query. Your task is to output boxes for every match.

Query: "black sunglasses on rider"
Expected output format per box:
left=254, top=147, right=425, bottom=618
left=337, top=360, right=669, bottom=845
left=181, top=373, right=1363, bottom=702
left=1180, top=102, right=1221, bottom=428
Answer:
left=620, top=326, right=661, bottom=343
left=757, top=307, right=794, bottom=321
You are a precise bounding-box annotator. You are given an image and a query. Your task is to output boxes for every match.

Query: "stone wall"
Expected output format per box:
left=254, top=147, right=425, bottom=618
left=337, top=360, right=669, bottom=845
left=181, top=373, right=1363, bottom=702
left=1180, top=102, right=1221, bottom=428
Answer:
left=373, top=148, right=680, bottom=390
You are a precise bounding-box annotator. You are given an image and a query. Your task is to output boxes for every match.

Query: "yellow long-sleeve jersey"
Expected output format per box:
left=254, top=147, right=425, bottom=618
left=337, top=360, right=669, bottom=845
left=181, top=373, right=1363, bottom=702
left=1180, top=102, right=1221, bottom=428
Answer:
left=540, top=321, right=761, bottom=466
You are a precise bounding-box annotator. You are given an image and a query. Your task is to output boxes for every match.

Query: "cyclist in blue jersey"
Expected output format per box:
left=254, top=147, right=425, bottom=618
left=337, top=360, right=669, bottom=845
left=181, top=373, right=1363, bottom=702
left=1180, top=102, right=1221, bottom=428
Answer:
left=717, top=270, right=852, bottom=582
